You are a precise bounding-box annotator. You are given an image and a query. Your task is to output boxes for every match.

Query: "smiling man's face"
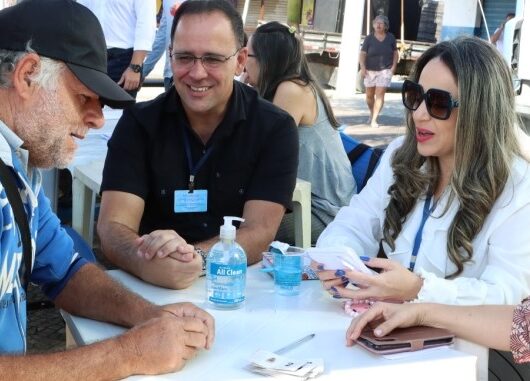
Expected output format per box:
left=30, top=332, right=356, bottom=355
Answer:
left=170, top=11, right=246, bottom=121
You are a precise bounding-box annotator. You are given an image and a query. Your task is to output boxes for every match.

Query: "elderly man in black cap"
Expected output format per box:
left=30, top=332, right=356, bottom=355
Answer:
left=0, top=0, right=214, bottom=378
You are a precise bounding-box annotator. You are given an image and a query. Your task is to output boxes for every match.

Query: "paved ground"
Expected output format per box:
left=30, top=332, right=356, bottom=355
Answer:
left=328, top=91, right=406, bottom=147
left=27, top=86, right=406, bottom=354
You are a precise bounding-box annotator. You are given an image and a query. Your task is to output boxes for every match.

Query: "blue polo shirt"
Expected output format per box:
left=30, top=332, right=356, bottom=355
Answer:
left=0, top=122, right=87, bottom=354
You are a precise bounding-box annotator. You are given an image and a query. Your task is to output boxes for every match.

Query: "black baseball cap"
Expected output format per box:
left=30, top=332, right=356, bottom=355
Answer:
left=0, top=0, right=134, bottom=108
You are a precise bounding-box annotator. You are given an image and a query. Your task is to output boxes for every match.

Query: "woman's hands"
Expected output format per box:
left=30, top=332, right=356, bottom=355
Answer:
left=314, top=257, right=424, bottom=302
left=345, top=302, right=427, bottom=346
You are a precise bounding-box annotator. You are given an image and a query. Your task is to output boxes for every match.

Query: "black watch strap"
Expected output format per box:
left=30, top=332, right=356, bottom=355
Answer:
left=195, top=247, right=208, bottom=272
left=129, top=63, right=143, bottom=73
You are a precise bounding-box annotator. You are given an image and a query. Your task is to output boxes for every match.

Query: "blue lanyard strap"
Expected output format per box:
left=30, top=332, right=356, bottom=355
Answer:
left=409, top=194, right=435, bottom=272
left=181, top=126, right=214, bottom=193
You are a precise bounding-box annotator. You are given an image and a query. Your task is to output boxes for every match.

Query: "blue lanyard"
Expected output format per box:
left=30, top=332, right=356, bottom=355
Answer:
left=181, top=126, right=214, bottom=193
left=409, top=194, right=435, bottom=271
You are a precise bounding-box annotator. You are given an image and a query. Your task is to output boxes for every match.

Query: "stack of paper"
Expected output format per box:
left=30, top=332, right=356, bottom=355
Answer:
left=246, top=350, right=324, bottom=380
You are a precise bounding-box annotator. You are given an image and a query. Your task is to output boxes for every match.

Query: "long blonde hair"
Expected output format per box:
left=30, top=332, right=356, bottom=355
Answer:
left=382, top=37, right=521, bottom=277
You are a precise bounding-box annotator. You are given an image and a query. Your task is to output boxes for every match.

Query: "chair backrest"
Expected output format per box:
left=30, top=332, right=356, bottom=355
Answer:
left=339, top=132, right=384, bottom=193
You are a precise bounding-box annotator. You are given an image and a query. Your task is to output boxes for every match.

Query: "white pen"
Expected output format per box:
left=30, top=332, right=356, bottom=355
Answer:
left=274, top=333, right=316, bottom=355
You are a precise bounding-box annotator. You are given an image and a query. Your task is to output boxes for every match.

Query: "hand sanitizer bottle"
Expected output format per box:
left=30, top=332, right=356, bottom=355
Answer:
left=206, top=216, right=247, bottom=309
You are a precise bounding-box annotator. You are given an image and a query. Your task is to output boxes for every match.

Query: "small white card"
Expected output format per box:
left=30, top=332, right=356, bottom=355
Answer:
left=247, top=350, right=324, bottom=379
left=249, top=350, right=307, bottom=372
left=174, top=189, right=208, bottom=213
left=306, top=246, right=375, bottom=275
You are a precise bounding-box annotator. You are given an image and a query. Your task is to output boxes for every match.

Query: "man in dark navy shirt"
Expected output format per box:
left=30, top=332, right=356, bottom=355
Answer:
left=98, top=0, right=299, bottom=289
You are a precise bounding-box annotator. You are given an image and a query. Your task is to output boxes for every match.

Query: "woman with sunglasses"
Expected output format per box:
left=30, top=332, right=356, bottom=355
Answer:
left=360, top=15, right=399, bottom=128
left=244, top=22, right=355, bottom=244
left=315, top=36, right=530, bottom=308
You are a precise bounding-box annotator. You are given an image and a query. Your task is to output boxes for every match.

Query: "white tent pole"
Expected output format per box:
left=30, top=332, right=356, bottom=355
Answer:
left=242, top=0, right=250, bottom=25
left=335, top=0, right=365, bottom=97
left=366, top=0, right=370, bottom=35
left=477, top=0, right=490, bottom=41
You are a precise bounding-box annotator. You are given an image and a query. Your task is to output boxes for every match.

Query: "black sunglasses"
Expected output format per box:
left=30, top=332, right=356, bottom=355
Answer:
left=402, top=79, right=459, bottom=120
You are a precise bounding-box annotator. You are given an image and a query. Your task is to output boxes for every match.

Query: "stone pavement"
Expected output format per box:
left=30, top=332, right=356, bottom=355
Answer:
left=27, top=88, right=406, bottom=354
left=328, top=91, right=406, bottom=147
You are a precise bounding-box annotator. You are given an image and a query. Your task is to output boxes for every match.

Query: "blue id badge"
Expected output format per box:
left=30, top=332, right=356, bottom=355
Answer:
left=174, top=190, right=208, bottom=213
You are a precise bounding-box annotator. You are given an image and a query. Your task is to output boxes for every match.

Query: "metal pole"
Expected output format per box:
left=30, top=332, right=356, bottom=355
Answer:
left=335, top=0, right=365, bottom=97
left=242, top=0, right=250, bottom=25
left=366, top=0, right=370, bottom=35
left=401, top=0, right=405, bottom=45
left=477, top=0, right=490, bottom=41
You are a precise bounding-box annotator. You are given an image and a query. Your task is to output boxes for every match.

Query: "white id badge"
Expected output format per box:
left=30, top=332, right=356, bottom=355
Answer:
left=174, top=190, right=208, bottom=213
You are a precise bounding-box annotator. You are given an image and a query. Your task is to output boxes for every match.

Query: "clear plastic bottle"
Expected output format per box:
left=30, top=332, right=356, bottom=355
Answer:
left=206, top=216, right=247, bottom=309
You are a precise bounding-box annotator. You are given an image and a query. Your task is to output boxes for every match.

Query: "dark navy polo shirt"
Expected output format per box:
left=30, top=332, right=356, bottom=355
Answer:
left=101, top=81, right=299, bottom=243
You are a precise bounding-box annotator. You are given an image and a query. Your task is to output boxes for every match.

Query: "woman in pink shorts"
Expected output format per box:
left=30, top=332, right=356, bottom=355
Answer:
left=359, top=15, right=398, bottom=128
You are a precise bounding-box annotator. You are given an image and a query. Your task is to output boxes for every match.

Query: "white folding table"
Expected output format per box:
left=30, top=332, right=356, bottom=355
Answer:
left=62, top=265, right=478, bottom=381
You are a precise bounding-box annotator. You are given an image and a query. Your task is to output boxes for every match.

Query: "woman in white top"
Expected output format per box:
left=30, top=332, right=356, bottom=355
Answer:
left=316, top=36, right=530, bottom=306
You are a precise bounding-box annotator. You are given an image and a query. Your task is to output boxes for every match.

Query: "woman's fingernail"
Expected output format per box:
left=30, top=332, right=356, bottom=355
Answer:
left=333, top=294, right=344, bottom=299
left=360, top=256, right=370, bottom=261
left=317, top=264, right=325, bottom=271
left=335, top=269, right=346, bottom=277
left=330, top=286, right=338, bottom=293
left=341, top=276, right=349, bottom=283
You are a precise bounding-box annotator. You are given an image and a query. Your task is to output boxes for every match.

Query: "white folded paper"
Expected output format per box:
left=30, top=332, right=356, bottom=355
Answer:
left=247, top=350, right=324, bottom=380
left=306, top=246, right=375, bottom=275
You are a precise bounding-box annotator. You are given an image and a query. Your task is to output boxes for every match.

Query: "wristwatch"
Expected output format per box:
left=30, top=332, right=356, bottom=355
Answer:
left=128, top=63, right=143, bottom=73
left=195, top=247, right=208, bottom=272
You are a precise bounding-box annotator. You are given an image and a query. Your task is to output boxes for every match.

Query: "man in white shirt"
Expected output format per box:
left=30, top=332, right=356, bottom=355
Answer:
left=490, top=12, right=515, bottom=55
left=78, top=0, right=156, bottom=98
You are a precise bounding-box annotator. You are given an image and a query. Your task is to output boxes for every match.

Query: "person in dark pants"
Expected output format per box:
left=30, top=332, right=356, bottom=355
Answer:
left=78, top=0, right=156, bottom=98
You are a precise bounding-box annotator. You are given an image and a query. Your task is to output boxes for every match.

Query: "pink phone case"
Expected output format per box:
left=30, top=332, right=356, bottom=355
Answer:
left=356, top=326, right=454, bottom=355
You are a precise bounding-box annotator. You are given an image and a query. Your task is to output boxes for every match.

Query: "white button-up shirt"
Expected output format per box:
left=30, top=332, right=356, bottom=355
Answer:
left=317, top=136, right=530, bottom=305
left=78, top=0, right=156, bottom=51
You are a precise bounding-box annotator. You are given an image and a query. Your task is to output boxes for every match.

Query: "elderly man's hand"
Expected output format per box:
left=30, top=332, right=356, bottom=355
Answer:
left=160, top=302, right=215, bottom=349
left=118, top=313, right=210, bottom=375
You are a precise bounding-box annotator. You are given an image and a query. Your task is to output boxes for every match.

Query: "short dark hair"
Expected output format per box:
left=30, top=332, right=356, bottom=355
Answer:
left=170, top=0, right=245, bottom=48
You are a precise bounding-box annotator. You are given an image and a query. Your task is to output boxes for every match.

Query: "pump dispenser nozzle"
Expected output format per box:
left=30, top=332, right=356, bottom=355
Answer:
left=220, top=216, right=245, bottom=240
